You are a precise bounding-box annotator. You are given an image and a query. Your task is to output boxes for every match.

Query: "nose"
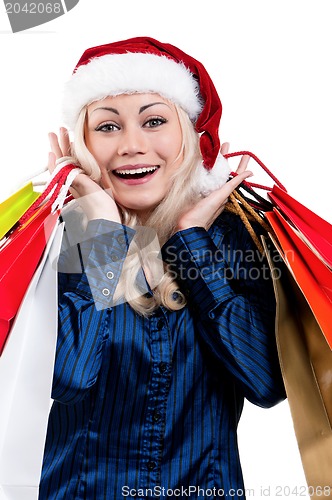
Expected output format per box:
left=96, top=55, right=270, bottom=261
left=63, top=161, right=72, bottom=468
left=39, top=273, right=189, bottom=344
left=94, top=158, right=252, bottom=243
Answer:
left=117, top=126, right=148, bottom=156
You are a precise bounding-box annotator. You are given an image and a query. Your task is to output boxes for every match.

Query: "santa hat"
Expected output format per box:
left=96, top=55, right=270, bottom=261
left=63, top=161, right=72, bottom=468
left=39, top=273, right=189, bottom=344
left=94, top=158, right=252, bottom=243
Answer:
left=63, top=36, right=230, bottom=195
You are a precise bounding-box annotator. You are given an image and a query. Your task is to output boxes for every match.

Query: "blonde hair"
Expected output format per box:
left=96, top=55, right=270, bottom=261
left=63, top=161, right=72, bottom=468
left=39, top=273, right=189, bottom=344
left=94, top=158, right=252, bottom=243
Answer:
left=71, top=103, right=202, bottom=316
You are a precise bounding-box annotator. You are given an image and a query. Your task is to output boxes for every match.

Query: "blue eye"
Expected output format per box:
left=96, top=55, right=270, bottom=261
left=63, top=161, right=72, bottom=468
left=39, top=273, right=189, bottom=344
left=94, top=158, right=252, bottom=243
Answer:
left=96, top=123, right=120, bottom=132
left=144, top=117, right=167, bottom=128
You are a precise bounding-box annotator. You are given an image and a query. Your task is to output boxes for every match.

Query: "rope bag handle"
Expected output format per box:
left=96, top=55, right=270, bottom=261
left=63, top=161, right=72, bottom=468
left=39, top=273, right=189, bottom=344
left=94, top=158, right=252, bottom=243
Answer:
left=224, top=150, right=287, bottom=192
left=223, top=151, right=283, bottom=253
left=225, top=190, right=272, bottom=255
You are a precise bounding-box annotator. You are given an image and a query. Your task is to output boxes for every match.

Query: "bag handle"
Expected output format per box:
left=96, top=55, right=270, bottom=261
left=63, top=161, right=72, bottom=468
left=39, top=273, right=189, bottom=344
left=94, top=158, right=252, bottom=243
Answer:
left=225, top=189, right=273, bottom=255
left=19, top=161, right=82, bottom=225
left=224, top=151, right=287, bottom=191
left=236, top=182, right=274, bottom=212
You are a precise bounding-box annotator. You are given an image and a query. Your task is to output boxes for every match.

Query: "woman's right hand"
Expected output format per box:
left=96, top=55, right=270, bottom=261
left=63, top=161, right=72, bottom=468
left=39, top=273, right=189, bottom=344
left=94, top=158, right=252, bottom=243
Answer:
left=48, top=128, right=121, bottom=223
left=175, top=143, right=252, bottom=232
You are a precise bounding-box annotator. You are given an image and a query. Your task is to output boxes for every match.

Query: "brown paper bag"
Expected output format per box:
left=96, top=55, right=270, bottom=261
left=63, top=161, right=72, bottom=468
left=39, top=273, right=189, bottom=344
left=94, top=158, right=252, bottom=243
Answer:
left=263, top=237, right=332, bottom=499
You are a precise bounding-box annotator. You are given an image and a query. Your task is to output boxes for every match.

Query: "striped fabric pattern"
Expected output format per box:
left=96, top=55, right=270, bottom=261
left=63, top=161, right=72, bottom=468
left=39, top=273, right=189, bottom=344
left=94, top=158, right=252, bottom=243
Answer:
left=39, top=212, right=285, bottom=500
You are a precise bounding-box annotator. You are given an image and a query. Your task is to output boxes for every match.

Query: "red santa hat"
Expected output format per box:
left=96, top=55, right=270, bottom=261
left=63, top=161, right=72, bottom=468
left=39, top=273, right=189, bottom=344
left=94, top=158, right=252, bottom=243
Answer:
left=63, top=36, right=230, bottom=195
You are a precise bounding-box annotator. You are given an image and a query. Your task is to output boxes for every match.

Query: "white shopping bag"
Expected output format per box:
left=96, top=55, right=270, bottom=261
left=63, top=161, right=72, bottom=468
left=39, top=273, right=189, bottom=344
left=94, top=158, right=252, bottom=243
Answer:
left=0, top=222, right=64, bottom=500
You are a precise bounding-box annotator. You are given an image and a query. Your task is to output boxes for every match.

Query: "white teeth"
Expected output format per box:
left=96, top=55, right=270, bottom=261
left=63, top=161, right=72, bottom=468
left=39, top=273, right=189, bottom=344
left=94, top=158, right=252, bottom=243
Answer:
left=115, top=166, right=159, bottom=175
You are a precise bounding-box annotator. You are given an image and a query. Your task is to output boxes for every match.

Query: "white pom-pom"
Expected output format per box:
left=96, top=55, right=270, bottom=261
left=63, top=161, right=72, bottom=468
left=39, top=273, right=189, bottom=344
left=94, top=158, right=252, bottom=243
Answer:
left=197, top=153, right=231, bottom=197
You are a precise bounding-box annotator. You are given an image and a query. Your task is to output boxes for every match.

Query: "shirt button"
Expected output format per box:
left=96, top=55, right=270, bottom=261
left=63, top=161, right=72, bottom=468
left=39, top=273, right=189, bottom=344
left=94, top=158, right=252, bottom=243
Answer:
left=159, top=362, right=167, bottom=374
left=106, top=271, right=114, bottom=280
left=152, top=410, right=161, bottom=422
left=117, top=234, right=126, bottom=245
left=111, top=252, right=120, bottom=262
left=147, top=460, right=156, bottom=471
left=102, top=288, right=110, bottom=297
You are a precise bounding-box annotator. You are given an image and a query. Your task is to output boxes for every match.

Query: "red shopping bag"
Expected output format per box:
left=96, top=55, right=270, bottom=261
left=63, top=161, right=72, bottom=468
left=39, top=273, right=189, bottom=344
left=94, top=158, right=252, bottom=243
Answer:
left=0, top=202, right=59, bottom=353
left=269, top=184, right=332, bottom=269
left=225, top=151, right=332, bottom=265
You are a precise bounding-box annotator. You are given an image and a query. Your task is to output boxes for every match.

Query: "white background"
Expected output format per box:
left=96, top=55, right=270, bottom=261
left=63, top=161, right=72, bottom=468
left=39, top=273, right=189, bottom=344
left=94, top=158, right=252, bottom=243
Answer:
left=1, top=0, right=331, bottom=497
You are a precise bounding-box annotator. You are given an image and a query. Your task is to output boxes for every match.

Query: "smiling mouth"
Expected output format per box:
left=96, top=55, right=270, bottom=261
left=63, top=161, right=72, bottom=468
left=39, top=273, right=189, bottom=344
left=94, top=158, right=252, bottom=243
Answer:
left=113, top=166, right=160, bottom=180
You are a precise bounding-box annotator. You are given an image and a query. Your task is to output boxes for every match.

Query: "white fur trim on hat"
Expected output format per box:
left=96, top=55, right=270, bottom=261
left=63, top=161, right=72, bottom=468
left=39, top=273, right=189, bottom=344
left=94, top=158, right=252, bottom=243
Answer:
left=196, top=153, right=231, bottom=196
left=62, top=52, right=203, bottom=130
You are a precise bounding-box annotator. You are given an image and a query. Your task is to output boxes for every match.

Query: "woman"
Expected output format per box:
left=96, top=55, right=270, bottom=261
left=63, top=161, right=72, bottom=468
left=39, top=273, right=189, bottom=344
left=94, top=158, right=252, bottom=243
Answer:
left=39, top=37, right=285, bottom=499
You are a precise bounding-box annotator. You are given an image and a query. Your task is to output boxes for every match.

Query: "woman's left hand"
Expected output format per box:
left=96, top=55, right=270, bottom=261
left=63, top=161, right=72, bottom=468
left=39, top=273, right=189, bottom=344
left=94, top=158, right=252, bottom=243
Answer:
left=176, top=143, right=252, bottom=231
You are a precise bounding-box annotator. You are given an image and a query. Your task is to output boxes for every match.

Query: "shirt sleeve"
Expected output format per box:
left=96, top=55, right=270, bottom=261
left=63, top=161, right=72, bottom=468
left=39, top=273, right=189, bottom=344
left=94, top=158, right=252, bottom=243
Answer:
left=162, top=214, right=285, bottom=408
left=52, top=219, right=136, bottom=405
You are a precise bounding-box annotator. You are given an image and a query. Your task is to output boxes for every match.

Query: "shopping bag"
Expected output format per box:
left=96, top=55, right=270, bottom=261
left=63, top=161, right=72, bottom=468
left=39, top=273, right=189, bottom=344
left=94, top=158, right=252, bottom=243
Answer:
left=263, top=237, right=332, bottom=497
left=0, top=183, right=40, bottom=240
left=269, top=184, right=332, bottom=269
left=0, top=202, right=59, bottom=353
left=0, top=162, right=81, bottom=353
left=0, top=222, right=64, bottom=500
left=265, top=209, right=332, bottom=349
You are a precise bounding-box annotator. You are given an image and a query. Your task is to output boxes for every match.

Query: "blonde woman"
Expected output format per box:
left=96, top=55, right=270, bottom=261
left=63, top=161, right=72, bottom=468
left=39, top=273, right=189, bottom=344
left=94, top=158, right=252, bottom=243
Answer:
left=40, top=37, right=285, bottom=500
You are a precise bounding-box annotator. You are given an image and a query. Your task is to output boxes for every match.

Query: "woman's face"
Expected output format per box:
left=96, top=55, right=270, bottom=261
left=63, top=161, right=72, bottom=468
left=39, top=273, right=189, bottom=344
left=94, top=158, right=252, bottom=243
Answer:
left=85, top=93, right=183, bottom=218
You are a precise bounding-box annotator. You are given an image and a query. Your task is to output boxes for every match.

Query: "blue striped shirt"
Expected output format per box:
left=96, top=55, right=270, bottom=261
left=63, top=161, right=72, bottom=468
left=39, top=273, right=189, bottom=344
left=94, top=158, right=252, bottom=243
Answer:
left=39, top=212, right=285, bottom=499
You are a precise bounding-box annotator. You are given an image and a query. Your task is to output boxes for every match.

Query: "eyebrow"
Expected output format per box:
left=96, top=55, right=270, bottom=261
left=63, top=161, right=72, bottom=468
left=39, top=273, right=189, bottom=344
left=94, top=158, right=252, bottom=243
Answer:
left=90, top=101, right=170, bottom=116
left=138, top=102, right=170, bottom=113
left=91, top=106, right=119, bottom=115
